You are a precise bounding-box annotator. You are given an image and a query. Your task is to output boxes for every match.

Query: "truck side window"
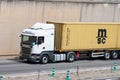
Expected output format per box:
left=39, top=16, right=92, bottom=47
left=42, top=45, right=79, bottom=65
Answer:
left=38, top=37, right=44, bottom=44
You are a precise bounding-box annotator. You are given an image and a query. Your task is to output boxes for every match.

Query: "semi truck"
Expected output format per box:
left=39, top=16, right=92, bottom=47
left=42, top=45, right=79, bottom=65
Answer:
left=20, top=22, right=120, bottom=63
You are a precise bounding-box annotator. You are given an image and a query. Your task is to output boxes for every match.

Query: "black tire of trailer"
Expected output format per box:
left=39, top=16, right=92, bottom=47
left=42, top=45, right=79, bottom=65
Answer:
left=104, top=51, right=110, bottom=60
left=111, top=51, right=118, bottom=59
left=41, top=55, right=49, bottom=64
left=67, top=52, right=76, bottom=62
left=118, top=51, right=120, bottom=59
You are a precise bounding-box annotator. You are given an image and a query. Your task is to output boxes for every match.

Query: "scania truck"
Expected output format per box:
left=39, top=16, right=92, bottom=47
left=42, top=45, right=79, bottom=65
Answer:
left=20, top=22, right=120, bottom=63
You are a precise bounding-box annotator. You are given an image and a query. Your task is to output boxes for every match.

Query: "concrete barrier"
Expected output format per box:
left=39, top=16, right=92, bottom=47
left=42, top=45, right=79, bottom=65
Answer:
left=0, top=0, right=120, bottom=55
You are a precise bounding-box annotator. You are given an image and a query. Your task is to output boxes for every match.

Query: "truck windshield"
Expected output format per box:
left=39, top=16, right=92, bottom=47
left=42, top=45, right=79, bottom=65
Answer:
left=21, top=35, right=36, bottom=45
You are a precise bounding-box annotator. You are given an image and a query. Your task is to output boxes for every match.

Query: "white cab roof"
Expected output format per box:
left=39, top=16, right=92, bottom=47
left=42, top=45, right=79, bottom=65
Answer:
left=22, top=22, right=54, bottom=36
left=31, top=22, right=54, bottom=30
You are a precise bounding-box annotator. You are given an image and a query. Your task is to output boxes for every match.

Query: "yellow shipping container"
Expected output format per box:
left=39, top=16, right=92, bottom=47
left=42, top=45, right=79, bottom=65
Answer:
left=118, top=25, right=120, bottom=48
left=50, top=22, right=120, bottom=51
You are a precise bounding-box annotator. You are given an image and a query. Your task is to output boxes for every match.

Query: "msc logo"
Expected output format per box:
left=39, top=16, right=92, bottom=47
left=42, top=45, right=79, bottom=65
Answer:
left=96, top=29, right=107, bottom=44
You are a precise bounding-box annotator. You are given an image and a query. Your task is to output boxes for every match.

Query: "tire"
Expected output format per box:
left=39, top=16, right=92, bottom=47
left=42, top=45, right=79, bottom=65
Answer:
left=41, top=55, right=49, bottom=64
left=111, top=51, right=118, bottom=59
left=67, top=52, right=75, bottom=62
left=104, top=51, right=110, bottom=60
left=118, top=51, right=120, bottom=59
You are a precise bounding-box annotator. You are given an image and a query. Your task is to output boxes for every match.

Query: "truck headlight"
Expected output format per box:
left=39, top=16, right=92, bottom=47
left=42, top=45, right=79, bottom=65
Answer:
left=31, top=54, right=39, bottom=59
left=31, top=55, right=37, bottom=59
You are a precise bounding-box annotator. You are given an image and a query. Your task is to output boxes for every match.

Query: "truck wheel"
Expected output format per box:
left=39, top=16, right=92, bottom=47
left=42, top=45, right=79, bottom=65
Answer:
left=118, top=51, right=120, bottom=59
left=67, top=53, right=75, bottom=62
left=111, top=51, right=118, bottom=59
left=104, top=51, right=110, bottom=60
left=41, top=55, right=49, bottom=64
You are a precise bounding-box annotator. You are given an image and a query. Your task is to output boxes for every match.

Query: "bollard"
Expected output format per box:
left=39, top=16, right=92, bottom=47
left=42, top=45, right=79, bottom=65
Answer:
left=66, top=70, right=71, bottom=80
left=0, top=75, right=3, bottom=80
left=76, top=65, right=79, bottom=75
left=113, top=62, right=117, bottom=72
left=50, top=67, right=56, bottom=77
left=37, top=70, right=40, bottom=80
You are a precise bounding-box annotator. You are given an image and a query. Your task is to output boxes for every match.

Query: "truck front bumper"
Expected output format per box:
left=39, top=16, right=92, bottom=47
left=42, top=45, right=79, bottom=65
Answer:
left=20, top=54, right=40, bottom=62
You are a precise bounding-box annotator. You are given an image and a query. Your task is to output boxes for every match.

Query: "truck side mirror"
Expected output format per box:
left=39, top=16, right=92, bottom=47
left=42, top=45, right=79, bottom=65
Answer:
left=32, top=42, right=36, bottom=46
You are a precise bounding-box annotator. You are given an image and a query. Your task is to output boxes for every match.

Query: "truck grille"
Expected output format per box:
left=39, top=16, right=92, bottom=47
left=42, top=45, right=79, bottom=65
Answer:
left=22, top=47, right=31, bottom=54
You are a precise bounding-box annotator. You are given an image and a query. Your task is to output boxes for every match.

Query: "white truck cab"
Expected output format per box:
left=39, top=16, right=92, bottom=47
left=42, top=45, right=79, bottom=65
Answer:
left=20, top=23, right=56, bottom=63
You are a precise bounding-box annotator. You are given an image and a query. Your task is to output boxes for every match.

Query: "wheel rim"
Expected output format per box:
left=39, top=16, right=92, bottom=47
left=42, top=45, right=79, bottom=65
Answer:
left=42, top=56, right=48, bottom=63
left=112, top=52, right=118, bottom=59
left=105, top=52, right=110, bottom=59
left=69, top=54, right=75, bottom=61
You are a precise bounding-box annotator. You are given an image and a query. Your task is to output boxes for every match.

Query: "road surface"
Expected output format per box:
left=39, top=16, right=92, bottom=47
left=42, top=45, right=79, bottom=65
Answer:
left=95, top=77, right=120, bottom=80
left=0, top=58, right=120, bottom=75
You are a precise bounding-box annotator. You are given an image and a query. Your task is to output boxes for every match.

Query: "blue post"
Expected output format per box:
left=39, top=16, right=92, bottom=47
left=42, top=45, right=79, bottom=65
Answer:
left=50, top=67, right=56, bottom=77
left=66, top=70, right=71, bottom=80
left=0, top=75, right=3, bottom=80
left=113, top=62, right=117, bottom=72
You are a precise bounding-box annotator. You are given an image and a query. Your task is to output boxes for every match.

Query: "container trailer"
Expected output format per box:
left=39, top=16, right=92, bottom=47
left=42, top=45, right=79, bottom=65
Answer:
left=20, top=22, right=120, bottom=63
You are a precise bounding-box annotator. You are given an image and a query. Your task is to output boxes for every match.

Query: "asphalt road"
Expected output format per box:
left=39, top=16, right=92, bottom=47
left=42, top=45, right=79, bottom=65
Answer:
left=0, top=57, right=120, bottom=75
left=94, top=77, right=120, bottom=80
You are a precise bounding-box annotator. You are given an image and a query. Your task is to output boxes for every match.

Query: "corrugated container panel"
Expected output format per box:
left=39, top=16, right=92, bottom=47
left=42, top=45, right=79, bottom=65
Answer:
left=54, top=23, right=63, bottom=51
left=117, top=25, right=120, bottom=48
left=48, top=22, right=120, bottom=51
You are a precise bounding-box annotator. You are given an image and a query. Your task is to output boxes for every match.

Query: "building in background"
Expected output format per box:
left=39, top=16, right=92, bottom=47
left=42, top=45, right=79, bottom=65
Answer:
left=0, top=0, right=120, bottom=56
